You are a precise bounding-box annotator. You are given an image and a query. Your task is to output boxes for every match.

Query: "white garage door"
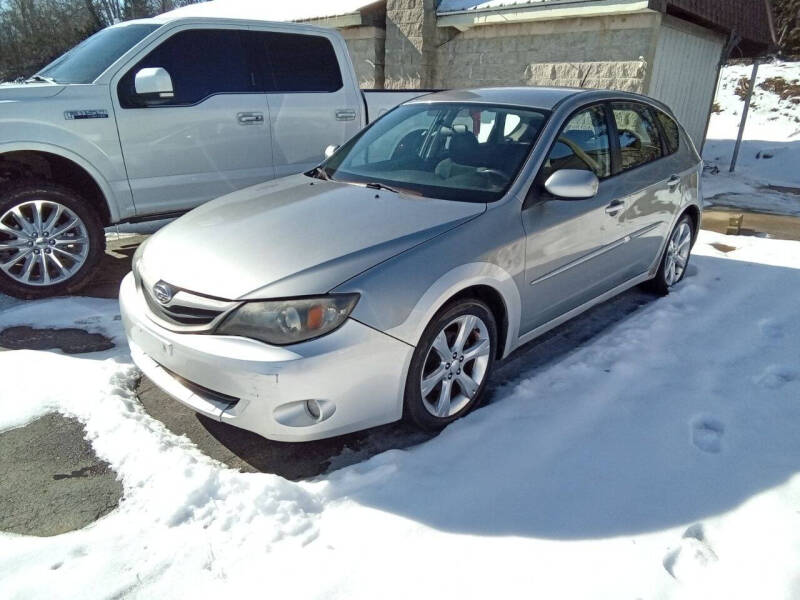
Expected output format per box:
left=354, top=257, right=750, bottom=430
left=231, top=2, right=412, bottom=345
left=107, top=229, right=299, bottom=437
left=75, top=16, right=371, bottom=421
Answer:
left=648, top=17, right=726, bottom=149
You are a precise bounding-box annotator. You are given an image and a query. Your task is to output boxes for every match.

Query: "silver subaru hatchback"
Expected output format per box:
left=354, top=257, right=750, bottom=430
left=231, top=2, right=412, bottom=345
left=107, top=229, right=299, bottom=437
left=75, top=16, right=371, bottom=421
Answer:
left=120, top=87, right=702, bottom=442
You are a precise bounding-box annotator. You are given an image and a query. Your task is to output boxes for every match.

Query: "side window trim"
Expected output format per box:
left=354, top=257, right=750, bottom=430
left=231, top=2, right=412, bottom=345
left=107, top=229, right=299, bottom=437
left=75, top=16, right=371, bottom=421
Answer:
left=603, top=101, right=622, bottom=176
left=524, top=98, right=679, bottom=210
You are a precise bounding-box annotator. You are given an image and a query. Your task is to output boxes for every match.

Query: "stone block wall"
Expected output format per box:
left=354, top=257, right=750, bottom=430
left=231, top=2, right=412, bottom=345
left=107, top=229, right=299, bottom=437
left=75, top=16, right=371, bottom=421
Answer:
left=341, top=26, right=386, bottom=88
left=434, top=13, right=661, bottom=93
left=384, top=1, right=448, bottom=89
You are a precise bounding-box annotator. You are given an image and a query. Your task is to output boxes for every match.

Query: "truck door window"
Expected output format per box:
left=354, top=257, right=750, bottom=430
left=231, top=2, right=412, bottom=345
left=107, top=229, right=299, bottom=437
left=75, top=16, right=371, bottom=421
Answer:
left=248, top=31, right=343, bottom=93
left=118, top=29, right=253, bottom=108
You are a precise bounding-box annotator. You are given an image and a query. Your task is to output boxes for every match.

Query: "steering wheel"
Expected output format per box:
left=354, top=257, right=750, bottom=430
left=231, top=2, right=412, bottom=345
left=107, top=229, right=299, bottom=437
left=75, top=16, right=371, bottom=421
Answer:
left=476, top=167, right=510, bottom=187
left=557, top=136, right=601, bottom=174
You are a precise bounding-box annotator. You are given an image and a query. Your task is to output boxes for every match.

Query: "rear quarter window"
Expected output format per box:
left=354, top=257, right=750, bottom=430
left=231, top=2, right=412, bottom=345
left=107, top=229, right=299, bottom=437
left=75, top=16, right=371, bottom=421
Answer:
left=654, top=110, right=680, bottom=155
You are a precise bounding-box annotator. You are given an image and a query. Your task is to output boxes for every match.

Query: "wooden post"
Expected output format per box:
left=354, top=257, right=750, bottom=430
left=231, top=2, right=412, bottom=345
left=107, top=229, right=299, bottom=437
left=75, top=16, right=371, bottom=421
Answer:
left=730, top=60, right=760, bottom=173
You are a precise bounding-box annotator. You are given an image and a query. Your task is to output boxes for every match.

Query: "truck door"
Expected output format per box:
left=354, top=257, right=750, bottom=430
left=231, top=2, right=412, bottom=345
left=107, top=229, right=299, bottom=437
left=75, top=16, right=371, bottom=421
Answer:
left=246, top=28, right=363, bottom=178
left=112, top=28, right=275, bottom=216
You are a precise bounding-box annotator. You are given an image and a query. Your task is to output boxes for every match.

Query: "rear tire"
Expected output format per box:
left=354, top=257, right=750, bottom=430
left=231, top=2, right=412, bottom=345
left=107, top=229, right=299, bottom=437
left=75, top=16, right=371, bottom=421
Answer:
left=0, top=182, right=105, bottom=299
left=404, top=298, right=497, bottom=432
left=644, top=214, right=695, bottom=296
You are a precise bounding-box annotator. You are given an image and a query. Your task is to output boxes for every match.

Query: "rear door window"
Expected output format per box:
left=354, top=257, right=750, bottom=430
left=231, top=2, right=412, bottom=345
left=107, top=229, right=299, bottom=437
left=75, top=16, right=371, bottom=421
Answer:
left=118, top=29, right=253, bottom=107
left=541, top=104, right=612, bottom=181
left=248, top=31, right=343, bottom=93
left=611, top=102, right=664, bottom=172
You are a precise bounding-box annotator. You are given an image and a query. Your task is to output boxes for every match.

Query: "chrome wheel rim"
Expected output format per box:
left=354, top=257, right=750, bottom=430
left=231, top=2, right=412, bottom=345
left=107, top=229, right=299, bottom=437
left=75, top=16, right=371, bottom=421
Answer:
left=664, top=222, right=692, bottom=287
left=0, top=200, right=90, bottom=286
left=420, top=314, right=491, bottom=418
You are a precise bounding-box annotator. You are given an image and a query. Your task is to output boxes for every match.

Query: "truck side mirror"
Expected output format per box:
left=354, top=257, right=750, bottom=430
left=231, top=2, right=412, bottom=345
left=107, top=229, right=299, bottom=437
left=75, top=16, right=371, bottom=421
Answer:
left=134, top=67, right=174, bottom=103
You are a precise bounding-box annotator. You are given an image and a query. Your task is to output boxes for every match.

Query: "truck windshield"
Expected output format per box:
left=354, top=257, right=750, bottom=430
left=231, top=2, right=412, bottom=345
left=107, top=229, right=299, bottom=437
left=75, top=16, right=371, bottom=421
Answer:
left=38, top=23, right=160, bottom=84
left=322, top=102, right=550, bottom=203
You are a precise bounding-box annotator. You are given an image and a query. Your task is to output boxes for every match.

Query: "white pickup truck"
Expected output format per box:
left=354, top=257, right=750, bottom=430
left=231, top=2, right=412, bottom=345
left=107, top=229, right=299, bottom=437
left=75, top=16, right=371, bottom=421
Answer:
left=0, top=15, right=429, bottom=298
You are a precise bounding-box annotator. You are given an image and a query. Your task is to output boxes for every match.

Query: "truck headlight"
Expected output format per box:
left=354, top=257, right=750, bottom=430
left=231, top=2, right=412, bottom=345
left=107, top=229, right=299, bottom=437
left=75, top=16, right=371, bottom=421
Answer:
left=216, top=294, right=359, bottom=345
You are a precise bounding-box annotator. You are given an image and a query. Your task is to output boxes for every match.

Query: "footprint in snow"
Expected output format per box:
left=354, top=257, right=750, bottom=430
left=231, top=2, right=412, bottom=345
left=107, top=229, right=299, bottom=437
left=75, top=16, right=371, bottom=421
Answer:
left=690, top=416, right=725, bottom=454
left=754, top=364, right=798, bottom=390
left=663, top=523, right=718, bottom=581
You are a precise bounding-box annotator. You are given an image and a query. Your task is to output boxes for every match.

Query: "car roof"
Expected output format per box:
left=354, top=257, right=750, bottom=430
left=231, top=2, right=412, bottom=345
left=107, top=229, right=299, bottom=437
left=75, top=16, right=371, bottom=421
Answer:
left=407, top=87, right=673, bottom=115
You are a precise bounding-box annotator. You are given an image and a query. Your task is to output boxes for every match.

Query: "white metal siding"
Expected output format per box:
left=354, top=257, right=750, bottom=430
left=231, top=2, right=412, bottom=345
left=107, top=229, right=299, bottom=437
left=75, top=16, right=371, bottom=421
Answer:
left=648, top=20, right=725, bottom=148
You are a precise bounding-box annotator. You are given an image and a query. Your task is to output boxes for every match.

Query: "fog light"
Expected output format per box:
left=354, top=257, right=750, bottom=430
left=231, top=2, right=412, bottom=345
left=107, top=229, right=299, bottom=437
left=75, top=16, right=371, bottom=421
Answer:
left=305, top=399, right=321, bottom=420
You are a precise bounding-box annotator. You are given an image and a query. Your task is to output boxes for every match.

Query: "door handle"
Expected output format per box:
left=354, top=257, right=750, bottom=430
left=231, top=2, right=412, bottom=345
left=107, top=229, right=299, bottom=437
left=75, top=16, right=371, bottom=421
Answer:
left=605, top=200, right=624, bottom=216
left=237, top=112, right=264, bottom=124
left=335, top=108, right=357, bottom=121
left=666, top=175, right=681, bottom=188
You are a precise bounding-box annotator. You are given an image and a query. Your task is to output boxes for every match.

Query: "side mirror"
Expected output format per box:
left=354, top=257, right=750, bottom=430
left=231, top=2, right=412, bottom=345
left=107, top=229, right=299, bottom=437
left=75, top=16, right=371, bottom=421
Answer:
left=324, top=144, right=339, bottom=159
left=544, top=169, right=599, bottom=200
left=134, top=67, right=174, bottom=102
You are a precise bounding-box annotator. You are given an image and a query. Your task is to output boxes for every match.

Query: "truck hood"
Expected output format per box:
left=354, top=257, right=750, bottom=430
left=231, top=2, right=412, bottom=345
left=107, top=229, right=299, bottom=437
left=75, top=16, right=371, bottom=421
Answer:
left=0, top=82, right=66, bottom=101
left=141, top=175, right=485, bottom=300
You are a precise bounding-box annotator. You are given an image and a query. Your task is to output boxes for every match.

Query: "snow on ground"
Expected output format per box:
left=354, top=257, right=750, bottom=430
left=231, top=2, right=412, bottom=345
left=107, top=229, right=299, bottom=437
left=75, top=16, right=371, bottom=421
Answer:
left=158, top=0, right=378, bottom=22
left=703, top=60, right=800, bottom=215
left=1, top=230, right=800, bottom=599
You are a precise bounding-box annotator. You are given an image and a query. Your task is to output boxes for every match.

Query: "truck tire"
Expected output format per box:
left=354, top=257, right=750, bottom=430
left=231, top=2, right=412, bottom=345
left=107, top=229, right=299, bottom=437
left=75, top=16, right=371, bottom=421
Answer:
left=0, top=182, right=105, bottom=299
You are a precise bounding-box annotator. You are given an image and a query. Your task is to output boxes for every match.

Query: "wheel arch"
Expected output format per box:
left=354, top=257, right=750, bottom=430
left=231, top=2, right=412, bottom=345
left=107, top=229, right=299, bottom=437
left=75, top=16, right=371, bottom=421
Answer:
left=447, top=285, right=510, bottom=360
left=680, top=203, right=701, bottom=243
left=383, top=262, right=522, bottom=361
left=0, top=144, right=119, bottom=225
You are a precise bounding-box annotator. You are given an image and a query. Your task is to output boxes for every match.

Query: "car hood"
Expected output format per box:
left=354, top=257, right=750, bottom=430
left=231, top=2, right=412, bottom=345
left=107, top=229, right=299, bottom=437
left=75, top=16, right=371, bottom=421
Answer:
left=140, top=175, right=485, bottom=300
left=0, top=82, right=66, bottom=101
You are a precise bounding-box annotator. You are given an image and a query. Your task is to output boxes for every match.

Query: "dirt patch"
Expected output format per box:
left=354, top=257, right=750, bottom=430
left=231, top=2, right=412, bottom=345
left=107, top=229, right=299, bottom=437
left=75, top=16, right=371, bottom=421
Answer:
left=0, top=326, right=114, bottom=354
left=759, top=76, right=800, bottom=101
left=0, top=413, right=123, bottom=537
left=710, top=242, right=738, bottom=254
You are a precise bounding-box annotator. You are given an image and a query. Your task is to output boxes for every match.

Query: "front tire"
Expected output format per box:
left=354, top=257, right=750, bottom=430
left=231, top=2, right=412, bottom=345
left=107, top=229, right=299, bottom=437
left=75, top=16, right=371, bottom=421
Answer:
left=404, top=298, right=497, bottom=432
left=644, top=214, right=695, bottom=296
left=0, top=183, right=105, bottom=299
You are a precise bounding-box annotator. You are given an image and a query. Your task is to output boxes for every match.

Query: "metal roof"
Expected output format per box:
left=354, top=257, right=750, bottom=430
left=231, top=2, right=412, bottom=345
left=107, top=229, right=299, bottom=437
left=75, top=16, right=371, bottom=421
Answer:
left=438, top=0, right=580, bottom=13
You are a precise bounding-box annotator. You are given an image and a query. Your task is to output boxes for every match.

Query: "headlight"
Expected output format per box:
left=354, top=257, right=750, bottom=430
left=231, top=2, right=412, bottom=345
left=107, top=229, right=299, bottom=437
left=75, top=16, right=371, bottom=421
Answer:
left=216, top=294, right=359, bottom=345
left=132, top=238, right=149, bottom=288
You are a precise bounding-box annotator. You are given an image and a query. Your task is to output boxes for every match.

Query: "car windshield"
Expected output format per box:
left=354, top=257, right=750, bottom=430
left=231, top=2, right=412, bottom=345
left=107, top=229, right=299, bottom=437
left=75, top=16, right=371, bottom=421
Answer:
left=322, top=102, right=550, bottom=203
left=37, top=23, right=161, bottom=84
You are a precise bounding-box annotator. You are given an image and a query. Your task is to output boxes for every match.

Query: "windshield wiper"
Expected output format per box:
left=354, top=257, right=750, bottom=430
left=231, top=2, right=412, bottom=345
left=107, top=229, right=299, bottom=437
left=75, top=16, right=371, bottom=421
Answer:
left=365, top=182, right=401, bottom=194
left=25, top=74, right=57, bottom=84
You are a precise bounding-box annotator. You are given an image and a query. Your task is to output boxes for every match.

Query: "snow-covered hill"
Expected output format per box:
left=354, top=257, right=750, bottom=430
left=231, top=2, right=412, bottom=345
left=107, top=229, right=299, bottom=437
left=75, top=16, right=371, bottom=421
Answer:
left=703, top=60, right=800, bottom=214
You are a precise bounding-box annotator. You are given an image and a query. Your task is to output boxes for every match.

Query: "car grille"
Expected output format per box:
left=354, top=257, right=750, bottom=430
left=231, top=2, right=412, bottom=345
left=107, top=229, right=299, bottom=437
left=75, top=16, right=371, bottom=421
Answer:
left=140, top=280, right=239, bottom=331
left=143, top=291, right=222, bottom=326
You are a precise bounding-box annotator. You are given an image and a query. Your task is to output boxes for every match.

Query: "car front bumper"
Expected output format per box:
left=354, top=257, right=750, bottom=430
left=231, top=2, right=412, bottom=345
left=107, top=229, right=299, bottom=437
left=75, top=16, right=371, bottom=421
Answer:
left=119, top=272, right=414, bottom=442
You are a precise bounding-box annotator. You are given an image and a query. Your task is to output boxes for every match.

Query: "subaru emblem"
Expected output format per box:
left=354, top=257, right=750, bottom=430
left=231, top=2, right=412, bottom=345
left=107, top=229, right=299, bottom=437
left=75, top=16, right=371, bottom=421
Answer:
left=152, top=281, right=174, bottom=305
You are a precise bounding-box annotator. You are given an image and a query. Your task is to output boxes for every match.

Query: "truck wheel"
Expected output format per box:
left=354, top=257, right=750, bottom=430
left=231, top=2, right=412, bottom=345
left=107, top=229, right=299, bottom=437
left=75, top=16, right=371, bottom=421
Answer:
left=0, top=183, right=105, bottom=299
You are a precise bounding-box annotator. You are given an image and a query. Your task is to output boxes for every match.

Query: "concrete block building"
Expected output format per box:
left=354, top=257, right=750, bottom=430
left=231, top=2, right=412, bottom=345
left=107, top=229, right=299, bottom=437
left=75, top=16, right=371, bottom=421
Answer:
left=296, top=0, right=772, bottom=147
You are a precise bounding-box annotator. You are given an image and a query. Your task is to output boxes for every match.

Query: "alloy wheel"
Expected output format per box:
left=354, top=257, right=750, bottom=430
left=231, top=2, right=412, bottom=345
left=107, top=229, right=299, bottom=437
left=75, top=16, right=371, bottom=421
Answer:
left=0, top=200, right=90, bottom=286
left=664, top=221, right=692, bottom=287
left=420, top=314, right=492, bottom=418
